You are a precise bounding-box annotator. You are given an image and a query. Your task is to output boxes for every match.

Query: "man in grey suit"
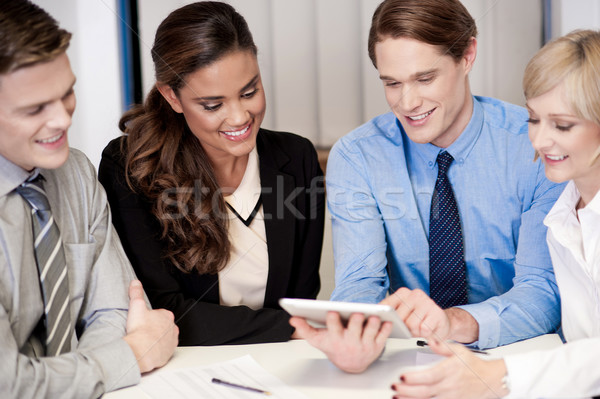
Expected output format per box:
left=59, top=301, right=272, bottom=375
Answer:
left=0, top=1, right=178, bottom=397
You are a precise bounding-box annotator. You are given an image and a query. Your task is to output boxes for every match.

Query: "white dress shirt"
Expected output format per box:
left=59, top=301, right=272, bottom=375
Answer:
left=219, top=148, right=269, bottom=310
left=505, top=180, right=600, bottom=398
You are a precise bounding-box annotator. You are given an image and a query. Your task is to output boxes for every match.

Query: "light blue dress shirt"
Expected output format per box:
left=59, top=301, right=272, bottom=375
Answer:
left=328, top=96, right=565, bottom=349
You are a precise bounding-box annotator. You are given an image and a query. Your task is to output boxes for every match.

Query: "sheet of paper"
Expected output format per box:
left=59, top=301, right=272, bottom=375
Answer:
left=139, top=355, right=309, bottom=399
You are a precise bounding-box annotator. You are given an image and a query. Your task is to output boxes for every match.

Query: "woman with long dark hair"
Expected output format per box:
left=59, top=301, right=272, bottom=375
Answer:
left=99, top=1, right=324, bottom=345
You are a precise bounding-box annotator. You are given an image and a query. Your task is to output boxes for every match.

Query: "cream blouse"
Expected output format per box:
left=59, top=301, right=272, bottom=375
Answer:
left=219, top=148, right=269, bottom=310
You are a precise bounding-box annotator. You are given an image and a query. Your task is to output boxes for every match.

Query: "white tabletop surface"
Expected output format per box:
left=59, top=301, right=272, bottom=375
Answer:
left=103, top=335, right=562, bottom=398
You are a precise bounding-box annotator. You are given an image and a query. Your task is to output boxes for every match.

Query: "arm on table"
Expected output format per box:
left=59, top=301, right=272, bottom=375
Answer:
left=458, top=165, right=563, bottom=349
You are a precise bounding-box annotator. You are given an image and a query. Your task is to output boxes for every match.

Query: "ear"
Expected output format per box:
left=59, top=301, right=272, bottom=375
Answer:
left=156, top=83, right=183, bottom=113
left=462, top=37, right=477, bottom=75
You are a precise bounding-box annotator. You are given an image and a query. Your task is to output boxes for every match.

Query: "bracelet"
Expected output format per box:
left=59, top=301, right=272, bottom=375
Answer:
left=501, top=373, right=511, bottom=393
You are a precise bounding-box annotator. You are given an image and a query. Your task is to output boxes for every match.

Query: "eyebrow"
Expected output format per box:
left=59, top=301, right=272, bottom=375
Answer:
left=193, top=74, right=260, bottom=101
left=379, top=68, right=438, bottom=82
left=17, top=78, right=77, bottom=112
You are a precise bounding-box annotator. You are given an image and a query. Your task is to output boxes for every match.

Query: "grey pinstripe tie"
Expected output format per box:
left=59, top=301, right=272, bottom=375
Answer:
left=16, top=175, right=72, bottom=356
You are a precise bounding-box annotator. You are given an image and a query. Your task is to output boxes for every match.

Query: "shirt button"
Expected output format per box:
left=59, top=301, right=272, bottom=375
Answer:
left=428, top=161, right=433, bottom=167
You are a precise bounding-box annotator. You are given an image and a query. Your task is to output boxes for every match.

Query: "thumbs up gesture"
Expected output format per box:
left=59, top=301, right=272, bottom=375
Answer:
left=123, top=280, right=179, bottom=373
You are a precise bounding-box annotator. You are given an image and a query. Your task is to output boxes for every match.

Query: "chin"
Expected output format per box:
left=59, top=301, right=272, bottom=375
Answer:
left=40, top=150, right=70, bottom=170
left=545, top=172, right=570, bottom=184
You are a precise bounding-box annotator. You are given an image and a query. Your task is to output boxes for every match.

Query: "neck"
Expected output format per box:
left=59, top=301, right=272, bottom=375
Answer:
left=574, top=177, right=600, bottom=210
left=210, top=153, right=249, bottom=195
left=431, top=83, right=474, bottom=148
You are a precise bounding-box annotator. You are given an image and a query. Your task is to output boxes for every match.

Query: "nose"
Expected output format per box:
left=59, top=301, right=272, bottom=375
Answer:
left=225, top=100, right=250, bottom=128
left=529, top=122, right=553, bottom=152
left=397, top=84, right=422, bottom=113
left=46, top=99, right=74, bottom=131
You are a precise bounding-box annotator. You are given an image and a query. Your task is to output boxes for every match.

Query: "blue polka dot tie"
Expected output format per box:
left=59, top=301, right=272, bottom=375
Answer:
left=429, top=151, right=468, bottom=309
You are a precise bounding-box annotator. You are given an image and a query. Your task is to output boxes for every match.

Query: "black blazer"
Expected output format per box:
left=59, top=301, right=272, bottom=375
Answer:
left=98, top=129, right=324, bottom=345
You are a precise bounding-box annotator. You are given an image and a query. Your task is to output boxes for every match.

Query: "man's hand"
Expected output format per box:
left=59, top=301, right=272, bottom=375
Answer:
left=123, top=280, right=178, bottom=373
left=382, top=288, right=451, bottom=339
left=290, top=311, right=392, bottom=373
left=382, top=288, right=479, bottom=343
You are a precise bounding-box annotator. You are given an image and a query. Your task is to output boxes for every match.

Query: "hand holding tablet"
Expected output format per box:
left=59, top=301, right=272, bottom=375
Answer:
left=279, top=298, right=412, bottom=339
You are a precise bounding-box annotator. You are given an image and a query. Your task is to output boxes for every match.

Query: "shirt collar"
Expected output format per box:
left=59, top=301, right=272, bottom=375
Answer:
left=0, top=154, right=37, bottom=198
left=544, top=180, right=580, bottom=230
left=224, top=147, right=261, bottom=220
left=404, top=96, right=484, bottom=169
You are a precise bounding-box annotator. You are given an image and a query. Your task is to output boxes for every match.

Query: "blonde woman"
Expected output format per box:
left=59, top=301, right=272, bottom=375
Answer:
left=391, top=29, right=600, bottom=399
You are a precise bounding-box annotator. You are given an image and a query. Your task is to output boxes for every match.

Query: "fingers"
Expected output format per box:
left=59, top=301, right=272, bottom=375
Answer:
left=375, top=321, right=393, bottom=346
left=360, top=315, right=381, bottom=343
left=128, top=279, right=145, bottom=301
left=325, top=311, right=346, bottom=337
left=289, top=316, right=318, bottom=340
left=381, top=287, right=412, bottom=309
left=128, top=280, right=148, bottom=313
left=391, top=289, right=449, bottom=339
left=428, top=338, right=470, bottom=359
left=344, top=312, right=366, bottom=341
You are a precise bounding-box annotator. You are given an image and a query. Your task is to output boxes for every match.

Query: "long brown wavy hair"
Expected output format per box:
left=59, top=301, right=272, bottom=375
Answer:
left=120, top=1, right=258, bottom=274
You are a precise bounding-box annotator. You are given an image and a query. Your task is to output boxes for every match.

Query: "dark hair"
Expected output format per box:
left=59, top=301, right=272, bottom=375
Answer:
left=0, top=0, right=71, bottom=74
left=120, top=1, right=257, bottom=275
left=367, top=0, right=477, bottom=67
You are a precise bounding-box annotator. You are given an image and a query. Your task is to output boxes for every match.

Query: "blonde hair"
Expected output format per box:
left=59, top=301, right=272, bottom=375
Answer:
left=524, top=29, right=600, bottom=164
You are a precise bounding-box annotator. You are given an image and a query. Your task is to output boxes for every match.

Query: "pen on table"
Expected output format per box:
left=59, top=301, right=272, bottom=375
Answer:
left=416, top=339, right=489, bottom=355
left=211, top=377, right=273, bottom=396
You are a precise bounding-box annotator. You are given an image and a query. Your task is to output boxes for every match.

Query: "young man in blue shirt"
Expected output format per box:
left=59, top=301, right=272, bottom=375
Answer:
left=291, top=0, right=564, bottom=373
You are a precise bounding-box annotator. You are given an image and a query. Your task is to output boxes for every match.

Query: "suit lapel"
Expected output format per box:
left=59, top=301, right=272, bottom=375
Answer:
left=257, top=132, right=296, bottom=307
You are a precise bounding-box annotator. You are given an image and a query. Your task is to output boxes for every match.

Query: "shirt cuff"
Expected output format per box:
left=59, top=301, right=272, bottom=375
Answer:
left=503, top=353, right=535, bottom=398
left=456, top=301, right=501, bottom=349
left=90, top=338, right=141, bottom=393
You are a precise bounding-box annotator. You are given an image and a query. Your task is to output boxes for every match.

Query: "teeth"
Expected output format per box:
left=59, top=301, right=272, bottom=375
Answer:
left=222, top=125, right=249, bottom=137
left=38, top=133, right=63, bottom=144
left=547, top=155, right=567, bottom=161
left=408, top=110, right=433, bottom=121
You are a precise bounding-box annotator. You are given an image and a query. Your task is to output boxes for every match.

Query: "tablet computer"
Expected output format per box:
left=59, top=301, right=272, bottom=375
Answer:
left=279, top=298, right=411, bottom=339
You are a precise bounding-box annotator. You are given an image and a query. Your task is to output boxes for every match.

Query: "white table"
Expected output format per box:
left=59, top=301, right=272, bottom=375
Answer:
left=104, top=335, right=562, bottom=398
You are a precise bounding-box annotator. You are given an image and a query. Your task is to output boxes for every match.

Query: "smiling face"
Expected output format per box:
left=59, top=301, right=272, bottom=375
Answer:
left=375, top=37, right=476, bottom=148
left=0, top=52, right=75, bottom=171
left=158, top=50, right=266, bottom=165
left=527, top=83, right=600, bottom=198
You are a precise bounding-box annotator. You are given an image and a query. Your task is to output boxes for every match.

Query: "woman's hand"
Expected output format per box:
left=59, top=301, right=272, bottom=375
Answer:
left=391, top=338, right=509, bottom=399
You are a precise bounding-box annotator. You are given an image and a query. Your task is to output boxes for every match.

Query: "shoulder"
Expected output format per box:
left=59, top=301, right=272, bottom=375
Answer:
left=42, top=148, right=98, bottom=206
left=332, top=112, right=399, bottom=155
left=329, top=112, right=400, bottom=171
left=475, top=96, right=528, bottom=136
left=49, top=148, right=96, bottom=184
left=257, top=128, right=316, bottom=155
left=100, top=136, right=127, bottom=167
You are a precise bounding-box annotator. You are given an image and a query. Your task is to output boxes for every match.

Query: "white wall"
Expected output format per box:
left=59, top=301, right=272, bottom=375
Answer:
left=551, top=0, right=600, bottom=37
left=138, top=0, right=542, bottom=152
left=37, top=0, right=548, bottom=169
left=33, top=0, right=122, bottom=170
